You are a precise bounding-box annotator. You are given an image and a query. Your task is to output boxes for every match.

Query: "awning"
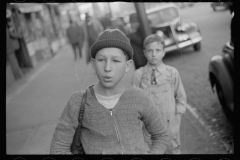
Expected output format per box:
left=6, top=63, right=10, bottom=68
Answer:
left=12, top=3, right=43, bottom=13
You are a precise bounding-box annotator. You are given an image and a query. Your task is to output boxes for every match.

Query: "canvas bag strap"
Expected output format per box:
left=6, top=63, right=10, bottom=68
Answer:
left=70, top=89, right=88, bottom=154
left=78, top=90, right=87, bottom=126
left=77, top=85, right=94, bottom=125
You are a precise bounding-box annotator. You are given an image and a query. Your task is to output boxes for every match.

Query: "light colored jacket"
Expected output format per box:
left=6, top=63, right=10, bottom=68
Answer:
left=133, top=63, right=187, bottom=137
left=50, top=86, right=169, bottom=154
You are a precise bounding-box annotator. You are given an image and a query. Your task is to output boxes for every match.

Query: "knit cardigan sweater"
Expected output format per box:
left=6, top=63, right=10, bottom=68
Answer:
left=50, top=86, right=169, bottom=154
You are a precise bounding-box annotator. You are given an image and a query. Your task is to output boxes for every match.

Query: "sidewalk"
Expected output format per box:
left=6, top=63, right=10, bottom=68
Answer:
left=6, top=42, right=227, bottom=154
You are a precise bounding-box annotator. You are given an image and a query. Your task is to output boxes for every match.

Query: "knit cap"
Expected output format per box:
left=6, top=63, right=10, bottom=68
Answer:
left=90, top=28, right=134, bottom=60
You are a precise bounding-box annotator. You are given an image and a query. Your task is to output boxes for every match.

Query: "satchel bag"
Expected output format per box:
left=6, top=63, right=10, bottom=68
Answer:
left=70, top=90, right=87, bottom=154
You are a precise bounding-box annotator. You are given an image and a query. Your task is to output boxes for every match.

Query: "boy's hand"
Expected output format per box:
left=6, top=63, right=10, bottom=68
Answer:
left=175, top=113, right=182, bottom=124
left=175, top=111, right=184, bottom=116
left=175, top=103, right=186, bottom=115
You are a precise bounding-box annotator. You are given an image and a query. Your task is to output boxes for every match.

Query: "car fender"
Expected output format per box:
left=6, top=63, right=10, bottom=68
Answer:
left=177, top=22, right=199, bottom=34
left=209, top=55, right=233, bottom=106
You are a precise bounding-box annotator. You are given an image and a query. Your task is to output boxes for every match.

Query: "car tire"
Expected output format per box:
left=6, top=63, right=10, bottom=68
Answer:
left=193, top=42, right=201, bottom=51
left=215, top=81, right=232, bottom=122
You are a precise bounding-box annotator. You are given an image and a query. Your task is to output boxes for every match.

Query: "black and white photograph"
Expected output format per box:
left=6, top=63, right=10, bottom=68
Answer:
left=6, top=1, right=234, bottom=157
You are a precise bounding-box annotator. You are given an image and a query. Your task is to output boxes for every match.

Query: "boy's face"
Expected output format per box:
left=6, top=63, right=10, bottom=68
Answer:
left=91, top=48, right=132, bottom=89
left=144, top=41, right=165, bottom=66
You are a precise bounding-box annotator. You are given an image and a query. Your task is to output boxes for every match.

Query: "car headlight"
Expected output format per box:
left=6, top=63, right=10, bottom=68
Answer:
left=178, top=34, right=189, bottom=41
left=177, top=23, right=190, bottom=31
left=156, top=30, right=165, bottom=38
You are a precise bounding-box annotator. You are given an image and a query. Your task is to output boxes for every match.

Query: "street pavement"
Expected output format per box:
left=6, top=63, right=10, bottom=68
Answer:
left=6, top=40, right=228, bottom=154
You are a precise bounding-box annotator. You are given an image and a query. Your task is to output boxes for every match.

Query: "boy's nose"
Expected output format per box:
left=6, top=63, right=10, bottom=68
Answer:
left=152, top=51, right=156, bottom=57
left=105, top=61, right=112, bottom=72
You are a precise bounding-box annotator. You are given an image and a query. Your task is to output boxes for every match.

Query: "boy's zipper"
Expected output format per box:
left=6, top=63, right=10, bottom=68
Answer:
left=110, top=109, right=124, bottom=154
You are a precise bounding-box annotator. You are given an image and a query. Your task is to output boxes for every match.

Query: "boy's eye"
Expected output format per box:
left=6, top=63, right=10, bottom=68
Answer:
left=147, top=50, right=153, bottom=54
left=97, top=59, right=105, bottom=62
left=113, top=60, right=120, bottom=62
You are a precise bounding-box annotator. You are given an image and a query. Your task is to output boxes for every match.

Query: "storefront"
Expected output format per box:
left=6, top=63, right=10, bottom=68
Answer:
left=45, top=3, right=67, bottom=54
left=6, top=3, right=66, bottom=88
left=11, top=3, right=53, bottom=67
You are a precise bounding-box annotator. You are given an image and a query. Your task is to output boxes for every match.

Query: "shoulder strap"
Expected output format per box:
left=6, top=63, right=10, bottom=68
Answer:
left=78, top=90, right=87, bottom=125
left=77, top=84, right=94, bottom=125
left=70, top=90, right=87, bottom=154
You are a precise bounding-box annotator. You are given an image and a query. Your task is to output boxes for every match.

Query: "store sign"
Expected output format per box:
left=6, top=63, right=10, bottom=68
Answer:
left=17, top=3, right=43, bottom=13
left=58, top=3, right=75, bottom=11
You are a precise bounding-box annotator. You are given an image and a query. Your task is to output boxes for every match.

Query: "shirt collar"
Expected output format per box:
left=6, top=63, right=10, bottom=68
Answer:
left=145, top=62, right=166, bottom=74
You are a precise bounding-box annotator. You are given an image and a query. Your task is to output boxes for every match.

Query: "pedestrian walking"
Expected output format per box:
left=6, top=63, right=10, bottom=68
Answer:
left=6, top=23, right=23, bottom=79
left=133, top=34, right=187, bottom=154
left=85, top=13, right=104, bottom=63
left=66, top=19, right=85, bottom=61
left=50, top=28, right=169, bottom=154
left=99, top=14, right=112, bottom=30
left=127, top=20, right=147, bottom=69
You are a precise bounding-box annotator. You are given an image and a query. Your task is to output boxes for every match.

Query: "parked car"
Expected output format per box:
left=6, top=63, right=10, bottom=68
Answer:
left=176, top=2, right=194, bottom=8
left=211, top=2, right=233, bottom=13
left=208, top=12, right=234, bottom=121
left=208, top=42, right=234, bottom=121
left=127, top=3, right=203, bottom=69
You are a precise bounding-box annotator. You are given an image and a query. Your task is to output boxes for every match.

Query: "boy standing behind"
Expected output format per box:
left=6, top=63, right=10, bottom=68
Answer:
left=50, top=29, right=169, bottom=154
left=133, top=34, right=187, bottom=154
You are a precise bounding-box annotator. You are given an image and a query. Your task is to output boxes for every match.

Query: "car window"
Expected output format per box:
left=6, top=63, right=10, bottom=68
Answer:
left=148, top=7, right=179, bottom=25
left=147, top=12, right=160, bottom=25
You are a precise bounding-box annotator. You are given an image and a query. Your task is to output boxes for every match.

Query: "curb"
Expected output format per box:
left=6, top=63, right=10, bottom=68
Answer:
left=186, top=104, right=211, bottom=132
left=186, top=104, right=232, bottom=153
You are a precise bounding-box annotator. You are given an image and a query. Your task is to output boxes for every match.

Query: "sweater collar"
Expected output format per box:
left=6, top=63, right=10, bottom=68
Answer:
left=87, top=84, right=135, bottom=102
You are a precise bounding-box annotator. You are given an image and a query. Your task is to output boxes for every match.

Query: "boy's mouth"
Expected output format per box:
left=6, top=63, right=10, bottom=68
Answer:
left=151, top=58, right=159, bottom=62
left=103, top=75, right=113, bottom=81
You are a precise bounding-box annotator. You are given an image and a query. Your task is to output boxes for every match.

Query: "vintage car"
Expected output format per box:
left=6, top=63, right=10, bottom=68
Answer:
left=176, top=2, right=194, bottom=8
left=208, top=12, right=234, bottom=121
left=127, top=3, right=203, bottom=69
left=208, top=41, right=234, bottom=121
left=211, top=2, right=233, bottom=13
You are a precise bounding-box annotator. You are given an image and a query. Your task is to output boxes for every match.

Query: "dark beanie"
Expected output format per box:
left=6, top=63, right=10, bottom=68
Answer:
left=90, top=28, right=134, bottom=60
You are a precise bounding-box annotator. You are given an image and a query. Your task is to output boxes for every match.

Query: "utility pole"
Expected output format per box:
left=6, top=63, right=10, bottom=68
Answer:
left=107, top=3, right=113, bottom=18
left=134, top=3, right=152, bottom=39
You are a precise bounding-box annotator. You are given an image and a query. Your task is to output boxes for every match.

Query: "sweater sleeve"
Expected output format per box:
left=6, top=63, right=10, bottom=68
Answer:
left=141, top=94, right=170, bottom=154
left=50, top=91, right=83, bottom=154
left=132, top=67, right=143, bottom=87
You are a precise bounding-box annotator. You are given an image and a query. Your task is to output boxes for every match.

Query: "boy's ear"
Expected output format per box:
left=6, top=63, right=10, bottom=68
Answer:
left=125, top=60, right=133, bottom=72
left=91, top=58, right=96, bottom=70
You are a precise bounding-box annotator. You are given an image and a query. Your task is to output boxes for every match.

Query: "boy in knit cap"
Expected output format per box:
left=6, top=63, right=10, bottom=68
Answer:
left=50, top=28, right=169, bottom=154
left=133, top=34, right=187, bottom=154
